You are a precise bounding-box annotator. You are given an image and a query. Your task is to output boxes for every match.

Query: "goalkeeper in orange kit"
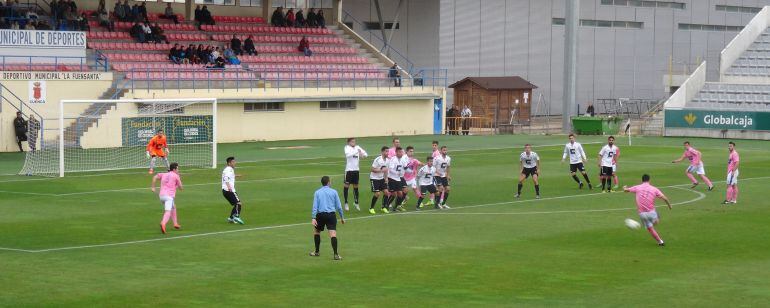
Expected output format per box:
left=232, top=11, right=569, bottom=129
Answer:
left=146, top=129, right=170, bottom=174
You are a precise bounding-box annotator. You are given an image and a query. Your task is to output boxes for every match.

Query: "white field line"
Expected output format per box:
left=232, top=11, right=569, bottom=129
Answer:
left=0, top=190, right=57, bottom=196
left=2, top=177, right=757, bottom=254
left=0, top=142, right=602, bottom=182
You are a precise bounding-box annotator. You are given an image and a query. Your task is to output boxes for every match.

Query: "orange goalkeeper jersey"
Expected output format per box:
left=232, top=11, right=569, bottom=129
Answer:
left=147, top=135, right=168, bottom=157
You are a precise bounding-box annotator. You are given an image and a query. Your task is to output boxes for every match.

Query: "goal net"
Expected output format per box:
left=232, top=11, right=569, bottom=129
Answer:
left=19, top=98, right=217, bottom=177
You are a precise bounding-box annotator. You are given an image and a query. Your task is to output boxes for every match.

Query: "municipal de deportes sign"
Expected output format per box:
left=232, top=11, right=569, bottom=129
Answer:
left=665, top=109, right=770, bottom=131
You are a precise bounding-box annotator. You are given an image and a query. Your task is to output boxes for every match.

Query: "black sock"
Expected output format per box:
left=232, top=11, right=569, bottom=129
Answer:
left=382, top=195, right=390, bottom=208
left=236, top=204, right=242, bottom=217
left=230, top=206, right=237, bottom=218
left=331, top=236, right=338, bottom=255
left=396, top=196, right=404, bottom=206
left=343, top=187, right=349, bottom=204
left=602, top=178, right=606, bottom=190
left=353, top=188, right=359, bottom=204
left=370, top=195, right=378, bottom=209
left=442, top=192, right=450, bottom=205
left=535, top=185, right=540, bottom=195
left=314, top=234, right=321, bottom=253
left=435, top=194, right=441, bottom=206
left=416, top=197, right=424, bottom=207
left=583, top=173, right=591, bottom=183
left=517, top=183, right=523, bottom=194
left=572, top=175, right=581, bottom=183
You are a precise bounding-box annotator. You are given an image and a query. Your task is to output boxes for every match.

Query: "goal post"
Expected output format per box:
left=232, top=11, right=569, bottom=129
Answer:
left=20, top=98, right=217, bottom=177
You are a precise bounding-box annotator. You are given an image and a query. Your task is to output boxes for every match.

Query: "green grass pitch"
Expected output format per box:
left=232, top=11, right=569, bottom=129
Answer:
left=0, top=135, right=768, bottom=306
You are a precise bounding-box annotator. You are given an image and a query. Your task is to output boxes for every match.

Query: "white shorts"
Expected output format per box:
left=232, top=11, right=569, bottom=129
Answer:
left=727, top=170, right=739, bottom=185
left=686, top=162, right=705, bottom=175
left=639, top=211, right=659, bottom=228
left=406, top=178, right=417, bottom=189
left=159, top=195, right=175, bottom=211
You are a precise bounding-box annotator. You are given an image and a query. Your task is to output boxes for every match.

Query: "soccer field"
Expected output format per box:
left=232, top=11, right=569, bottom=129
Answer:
left=0, top=134, right=768, bottom=306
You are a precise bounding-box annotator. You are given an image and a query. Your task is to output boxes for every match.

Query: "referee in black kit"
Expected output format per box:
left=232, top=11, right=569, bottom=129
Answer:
left=310, top=176, right=346, bottom=260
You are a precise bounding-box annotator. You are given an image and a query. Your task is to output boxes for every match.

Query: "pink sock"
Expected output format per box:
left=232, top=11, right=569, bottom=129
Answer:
left=686, top=173, right=697, bottom=184
left=647, top=227, right=663, bottom=243
left=440, top=191, right=445, bottom=201
left=161, top=211, right=171, bottom=226
left=726, top=186, right=734, bottom=201
left=733, top=185, right=738, bottom=201
left=700, top=175, right=713, bottom=188
left=171, top=208, right=178, bottom=225
left=613, top=176, right=618, bottom=185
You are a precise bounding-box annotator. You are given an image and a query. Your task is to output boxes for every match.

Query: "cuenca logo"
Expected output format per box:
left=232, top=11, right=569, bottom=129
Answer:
left=684, top=113, right=697, bottom=126
left=703, top=114, right=754, bottom=128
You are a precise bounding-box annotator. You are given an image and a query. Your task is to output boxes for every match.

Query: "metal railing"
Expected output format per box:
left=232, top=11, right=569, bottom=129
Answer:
left=341, top=10, right=416, bottom=74
left=93, top=50, right=110, bottom=72
left=444, top=117, right=495, bottom=135
left=122, top=67, right=447, bottom=93
left=0, top=55, right=88, bottom=71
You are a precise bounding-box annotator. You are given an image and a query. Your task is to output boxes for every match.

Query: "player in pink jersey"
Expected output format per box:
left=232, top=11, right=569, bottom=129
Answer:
left=387, top=137, right=400, bottom=158
left=402, top=146, right=423, bottom=205
left=672, top=141, right=714, bottom=191
left=151, top=162, right=184, bottom=234
left=431, top=140, right=441, bottom=159
left=723, top=141, right=740, bottom=204
left=623, top=174, right=672, bottom=246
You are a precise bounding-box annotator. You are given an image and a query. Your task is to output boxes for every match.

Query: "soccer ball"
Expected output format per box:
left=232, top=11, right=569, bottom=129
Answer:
left=624, top=218, right=641, bottom=230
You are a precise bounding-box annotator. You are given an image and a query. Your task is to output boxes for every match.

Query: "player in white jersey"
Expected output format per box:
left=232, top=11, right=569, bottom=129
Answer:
left=385, top=147, right=408, bottom=212
left=597, top=136, right=619, bottom=193
left=221, top=156, right=244, bottom=224
left=416, top=155, right=437, bottom=210
left=561, top=134, right=593, bottom=190
left=343, top=138, right=368, bottom=211
left=368, top=146, right=390, bottom=214
left=433, top=146, right=452, bottom=209
left=516, top=144, right=541, bottom=199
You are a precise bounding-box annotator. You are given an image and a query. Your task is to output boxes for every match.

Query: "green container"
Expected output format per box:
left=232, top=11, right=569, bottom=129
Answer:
left=571, top=116, right=623, bottom=135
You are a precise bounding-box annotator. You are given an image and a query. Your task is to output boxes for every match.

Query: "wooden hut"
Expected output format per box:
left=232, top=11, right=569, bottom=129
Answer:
left=448, top=76, right=538, bottom=125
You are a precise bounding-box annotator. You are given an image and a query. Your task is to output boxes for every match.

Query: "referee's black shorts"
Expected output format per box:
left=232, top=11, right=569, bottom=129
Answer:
left=222, top=189, right=240, bottom=205
left=314, top=212, right=337, bottom=231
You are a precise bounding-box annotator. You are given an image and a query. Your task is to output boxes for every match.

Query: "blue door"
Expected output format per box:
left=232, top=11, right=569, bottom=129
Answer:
left=433, top=98, right=443, bottom=134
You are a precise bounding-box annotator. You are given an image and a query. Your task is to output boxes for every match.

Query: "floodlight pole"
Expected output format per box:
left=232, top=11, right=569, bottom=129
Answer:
left=562, top=0, right=579, bottom=134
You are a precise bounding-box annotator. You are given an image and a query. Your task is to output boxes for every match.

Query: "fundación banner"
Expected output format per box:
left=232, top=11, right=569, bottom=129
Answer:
left=665, top=109, right=770, bottom=131
left=121, top=116, right=213, bottom=147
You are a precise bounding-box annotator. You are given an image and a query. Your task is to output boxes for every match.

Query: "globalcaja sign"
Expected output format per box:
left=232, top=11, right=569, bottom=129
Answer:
left=665, top=109, right=770, bottom=131
left=0, top=29, right=86, bottom=49
left=121, top=116, right=213, bottom=146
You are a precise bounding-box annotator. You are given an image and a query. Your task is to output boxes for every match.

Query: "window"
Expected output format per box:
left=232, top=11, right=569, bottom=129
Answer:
left=240, top=0, right=262, bottom=6
left=678, top=23, right=743, bottom=32
left=244, top=102, right=284, bottom=112
left=273, top=0, right=322, bottom=8
left=320, top=101, right=356, bottom=110
left=364, top=22, right=400, bottom=30
left=553, top=18, right=642, bottom=29
left=195, top=0, right=235, bottom=5
left=601, top=0, right=685, bottom=9
left=716, top=5, right=762, bottom=14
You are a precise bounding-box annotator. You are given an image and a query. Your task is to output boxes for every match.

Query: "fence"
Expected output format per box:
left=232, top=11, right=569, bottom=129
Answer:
left=444, top=117, right=495, bottom=135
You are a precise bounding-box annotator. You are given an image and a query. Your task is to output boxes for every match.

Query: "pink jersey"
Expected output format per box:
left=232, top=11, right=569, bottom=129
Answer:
left=728, top=151, right=740, bottom=172
left=156, top=172, right=182, bottom=197
left=627, top=182, right=664, bottom=213
left=683, top=147, right=702, bottom=166
left=387, top=147, right=397, bottom=158
left=403, top=158, right=421, bottom=181
left=432, top=149, right=441, bottom=159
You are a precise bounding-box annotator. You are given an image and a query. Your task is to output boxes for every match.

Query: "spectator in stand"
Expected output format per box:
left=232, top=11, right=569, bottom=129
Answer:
left=389, top=63, right=401, bottom=87
left=27, top=114, right=40, bottom=152
left=286, top=8, right=295, bottom=27
left=130, top=21, right=146, bottom=43
left=36, top=19, right=51, bottom=30
left=49, top=0, right=58, bottom=19
left=163, top=3, right=179, bottom=24
left=152, top=23, right=170, bottom=44
left=586, top=102, right=595, bottom=117
left=141, top=22, right=153, bottom=43
left=230, top=35, right=242, bottom=55
left=224, top=46, right=240, bottom=65
left=78, top=13, right=89, bottom=31
left=295, top=9, right=305, bottom=27
left=95, top=0, right=105, bottom=17
left=211, top=46, right=221, bottom=63
left=169, top=44, right=180, bottom=63
left=67, top=0, right=76, bottom=12
left=113, top=1, right=125, bottom=21
left=271, top=6, right=284, bottom=27
left=244, top=35, right=256, bottom=56
left=212, top=56, right=225, bottom=69
left=298, top=36, right=312, bottom=57
left=10, top=20, right=19, bottom=29
left=64, top=7, right=78, bottom=30
left=197, top=44, right=208, bottom=64
left=25, top=20, right=35, bottom=29
left=122, top=0, right=132, bottom=22
left=317, top=10, right=326, bottom=28
left=186, top=44, right=198, bottom=64
left=138, top=2, right=148, bottom=23
left=13, top=111, right=27, bottom=152
left=200, top=5, right=214, bottom=25
left=98, top=7, right=114, bottom=31
left=306, top=8, right=316, bottom=27
left=130, top=3, right=140, bottom=22
left=194, top=5, right=201, bottom=23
